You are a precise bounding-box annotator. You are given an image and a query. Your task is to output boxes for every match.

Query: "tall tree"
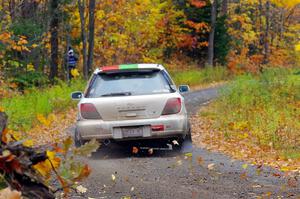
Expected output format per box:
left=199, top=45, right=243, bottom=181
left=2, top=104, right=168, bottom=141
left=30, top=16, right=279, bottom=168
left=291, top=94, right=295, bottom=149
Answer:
left=263, top=0, right=270, bottom=64
left=78, top=0, right=88, bottom=79
left=87, top=0, right=95, bottom=75
left=207, top=0, right=217, bottom=66
left=49, top=0, right=59, bottom=81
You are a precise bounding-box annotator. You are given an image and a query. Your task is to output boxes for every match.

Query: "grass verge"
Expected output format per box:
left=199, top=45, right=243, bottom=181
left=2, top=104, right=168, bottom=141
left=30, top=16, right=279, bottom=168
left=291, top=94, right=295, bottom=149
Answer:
left=196, top=67, right=300, bottom=170
left=0, top=79, right=85, bottom=131
left=170, top=66, right=232, bottom=87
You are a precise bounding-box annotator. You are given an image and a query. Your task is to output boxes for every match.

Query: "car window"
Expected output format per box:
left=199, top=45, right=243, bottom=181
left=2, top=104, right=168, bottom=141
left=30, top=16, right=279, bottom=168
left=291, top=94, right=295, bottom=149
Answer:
left=86, top=71, right=172, bottom=98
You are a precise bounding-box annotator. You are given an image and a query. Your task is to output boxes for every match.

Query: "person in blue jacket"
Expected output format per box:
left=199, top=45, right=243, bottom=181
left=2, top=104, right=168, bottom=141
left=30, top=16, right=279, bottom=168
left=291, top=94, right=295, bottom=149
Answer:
left=67, top=47, right=78, bottom=79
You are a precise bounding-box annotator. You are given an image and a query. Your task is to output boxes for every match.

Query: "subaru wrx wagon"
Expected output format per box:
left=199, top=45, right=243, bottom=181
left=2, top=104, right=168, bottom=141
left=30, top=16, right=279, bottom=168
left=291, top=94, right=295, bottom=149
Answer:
left=71, top=64, right=191, bottom=147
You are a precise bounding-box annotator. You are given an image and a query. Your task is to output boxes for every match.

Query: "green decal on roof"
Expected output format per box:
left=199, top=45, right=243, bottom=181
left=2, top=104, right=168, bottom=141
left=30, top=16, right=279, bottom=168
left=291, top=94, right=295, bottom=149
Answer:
left=119, top=64, right=139, bottom=70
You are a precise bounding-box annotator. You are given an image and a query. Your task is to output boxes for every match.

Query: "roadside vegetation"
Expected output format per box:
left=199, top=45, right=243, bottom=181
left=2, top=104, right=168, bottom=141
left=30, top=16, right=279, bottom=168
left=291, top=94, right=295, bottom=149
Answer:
left=0, top=79, right=85, bottom=131
left=197, top=67, right=300, bottom=169
left=170, top=66, right=232, bottom=87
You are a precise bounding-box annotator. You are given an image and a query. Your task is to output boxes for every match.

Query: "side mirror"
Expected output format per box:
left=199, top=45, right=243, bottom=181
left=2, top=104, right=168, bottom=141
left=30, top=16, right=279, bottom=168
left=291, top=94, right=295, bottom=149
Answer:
left=179, top=85, right=190, bottom=93
left=71, top=91, right=83, bottom=100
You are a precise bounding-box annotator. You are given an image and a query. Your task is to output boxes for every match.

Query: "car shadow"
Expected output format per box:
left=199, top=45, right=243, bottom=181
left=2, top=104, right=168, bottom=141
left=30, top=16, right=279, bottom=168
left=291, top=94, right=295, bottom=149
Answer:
left=90, top=139, right=193, bottom=160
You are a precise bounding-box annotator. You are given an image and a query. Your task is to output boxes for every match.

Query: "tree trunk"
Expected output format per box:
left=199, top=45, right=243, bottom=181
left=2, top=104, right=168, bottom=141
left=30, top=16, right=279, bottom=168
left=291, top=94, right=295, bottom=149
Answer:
left=263, top=0, right=270, bottom=64
left=221, top=0, right=228, bottom=16
left=78, top=0, right=88, bottom=79
left=87, top=0, right=96, bottom=75
left=49, top=0, right=59, bottom=81
left=8, top=0, right=16, bottom=21
left=207, top=0, right=217, bottom=66
left=279, top=8, right=285, bottom=41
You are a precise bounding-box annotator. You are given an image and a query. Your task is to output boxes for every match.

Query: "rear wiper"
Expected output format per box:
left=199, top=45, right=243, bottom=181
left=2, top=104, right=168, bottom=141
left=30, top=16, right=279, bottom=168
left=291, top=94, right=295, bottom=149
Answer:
left=101, top=92, right=132, bottom=97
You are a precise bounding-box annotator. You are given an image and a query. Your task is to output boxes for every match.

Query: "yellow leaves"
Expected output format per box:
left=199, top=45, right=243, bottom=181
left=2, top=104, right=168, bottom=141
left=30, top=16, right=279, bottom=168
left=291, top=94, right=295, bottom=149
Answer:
left=12, top=45, right=30, bottom=52
left=23, top=139, right=34, bottom=147
left=295, top=42, right=300, bottom=52
left=31, top=44, right=38, bottom=48
left=242, top=163, right=248, bottom=169
left=271, top=0, right=300, bottom=8
left=0, top=106, right=4, bottom=112
left=17, top=38, right=28, bottom=45
left=36, top=114, right=56, bottom=127
left=71, top=69, right=80, bottom=78
left=33, top=150, right=61, bottom=177
left=185, top=152, right=193, bottom=157
left=26, top=63, right=34, bottom=71
left=95, top=10, right=105, bottom=20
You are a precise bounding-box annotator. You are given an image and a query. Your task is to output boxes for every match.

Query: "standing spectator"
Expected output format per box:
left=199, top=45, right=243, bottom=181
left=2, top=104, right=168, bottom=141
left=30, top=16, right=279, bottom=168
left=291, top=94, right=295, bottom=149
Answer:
left=67, top=47, right=78, bottom=79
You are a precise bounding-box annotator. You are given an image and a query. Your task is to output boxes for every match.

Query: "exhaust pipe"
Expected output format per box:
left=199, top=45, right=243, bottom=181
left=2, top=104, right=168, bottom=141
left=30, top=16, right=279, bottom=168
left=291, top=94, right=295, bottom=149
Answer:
left=103, top=139, right=111, bottom=146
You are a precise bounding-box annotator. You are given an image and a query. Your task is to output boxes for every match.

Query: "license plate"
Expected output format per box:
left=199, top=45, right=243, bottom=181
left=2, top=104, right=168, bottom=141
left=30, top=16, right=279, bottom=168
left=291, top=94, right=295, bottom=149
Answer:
left=122, top=127, right=143, bottom=138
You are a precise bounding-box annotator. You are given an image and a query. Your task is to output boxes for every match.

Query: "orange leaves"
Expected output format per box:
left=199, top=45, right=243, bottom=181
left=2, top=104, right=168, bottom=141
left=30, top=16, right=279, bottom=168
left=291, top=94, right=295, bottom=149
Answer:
left=74, top=165, right=91, bottom=181
left=185, top=20, right=209, bottom=33
left=190, top=0, right=207, bottom=8
left=0, top=32, right=11, bottom=43
left=177, top=34, right=197, bottom=49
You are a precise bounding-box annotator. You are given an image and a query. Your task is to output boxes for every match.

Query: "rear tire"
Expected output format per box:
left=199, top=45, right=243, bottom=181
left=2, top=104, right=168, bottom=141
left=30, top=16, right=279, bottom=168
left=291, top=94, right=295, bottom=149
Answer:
left=74, top=128, right=84, bottom=148
left=185, top=128, right=192, bottom=141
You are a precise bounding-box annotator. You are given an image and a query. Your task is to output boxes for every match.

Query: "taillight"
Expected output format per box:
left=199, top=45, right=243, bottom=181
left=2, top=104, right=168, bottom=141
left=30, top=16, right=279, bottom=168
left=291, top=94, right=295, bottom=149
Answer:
left=151, top=125, right=165, bottom=131
left=162, top=98, right=182, bottom=115
left=80, top=103, right=101, bottom=119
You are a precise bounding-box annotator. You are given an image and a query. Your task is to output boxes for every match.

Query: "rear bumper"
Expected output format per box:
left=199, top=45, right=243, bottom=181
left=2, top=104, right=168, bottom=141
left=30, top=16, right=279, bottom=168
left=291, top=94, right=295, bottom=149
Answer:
left=76, top=114, right=189, bottom=141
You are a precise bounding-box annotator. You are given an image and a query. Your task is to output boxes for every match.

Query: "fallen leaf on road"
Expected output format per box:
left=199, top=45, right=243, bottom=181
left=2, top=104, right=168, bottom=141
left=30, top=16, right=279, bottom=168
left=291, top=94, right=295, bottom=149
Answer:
left=192, top=191, right=198, bottom=199
left=272, top=173, right=281, bottom=177
left=121, top=196, right=131, bottom=199
left=177, top=160, right=183, bottom=166
left=111, top=174, right=116, bottom=181
left=172, top=140, right=179, bottom=145
left=148, top=148, right=153, bottom=155
left=130, top=187, right=135, bottom=192
left=197, top=156, right=204, bottom=166
left=240, top=172, right=247, bottom=180
left=207, top=163, right=215, bottom=170
left=287, top=177, right=298, bottom=187
left=76, top=185, right=87, bottom=193
left=242, top=163, right=248, bottom=169
left=132, top=147, right=139, bottom=154
left=252, top=184, right=262, bottom=188
left=185, top=152, right=192, bottom=157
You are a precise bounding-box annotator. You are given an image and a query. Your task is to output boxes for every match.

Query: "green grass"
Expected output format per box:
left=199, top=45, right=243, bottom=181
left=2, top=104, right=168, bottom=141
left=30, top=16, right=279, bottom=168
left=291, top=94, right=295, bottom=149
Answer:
left=170, top=66, right=232, bottom=86
left=209, top=67, right=300, bottom=158
left=0, top=79, right=85, bottom=131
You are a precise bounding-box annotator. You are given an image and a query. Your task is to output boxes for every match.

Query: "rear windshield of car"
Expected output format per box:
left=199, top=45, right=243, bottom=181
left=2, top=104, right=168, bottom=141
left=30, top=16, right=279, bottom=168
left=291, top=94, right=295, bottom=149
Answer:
left=86, top=70, right=173, bottom=98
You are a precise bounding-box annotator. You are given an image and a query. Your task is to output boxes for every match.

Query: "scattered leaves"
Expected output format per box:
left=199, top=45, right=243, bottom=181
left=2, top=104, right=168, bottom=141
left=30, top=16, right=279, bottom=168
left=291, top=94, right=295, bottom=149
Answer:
left=132, top=147, right=139, bottom=154
left=111, top=174, right=116, bottom=182
left=76, top=185, right=88, bottom=194
left=207, top=163, right=215, bottom=170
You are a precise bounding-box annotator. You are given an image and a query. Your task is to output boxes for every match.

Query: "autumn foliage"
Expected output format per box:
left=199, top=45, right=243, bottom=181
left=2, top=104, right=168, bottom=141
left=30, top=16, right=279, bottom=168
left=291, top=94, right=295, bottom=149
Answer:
left=0, top=110, right=99, bottom=198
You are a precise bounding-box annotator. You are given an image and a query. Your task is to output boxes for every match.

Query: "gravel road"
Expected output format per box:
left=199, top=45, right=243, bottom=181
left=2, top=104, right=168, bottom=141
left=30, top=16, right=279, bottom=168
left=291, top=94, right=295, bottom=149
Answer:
left=71, top=87, right=299, bottom=199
